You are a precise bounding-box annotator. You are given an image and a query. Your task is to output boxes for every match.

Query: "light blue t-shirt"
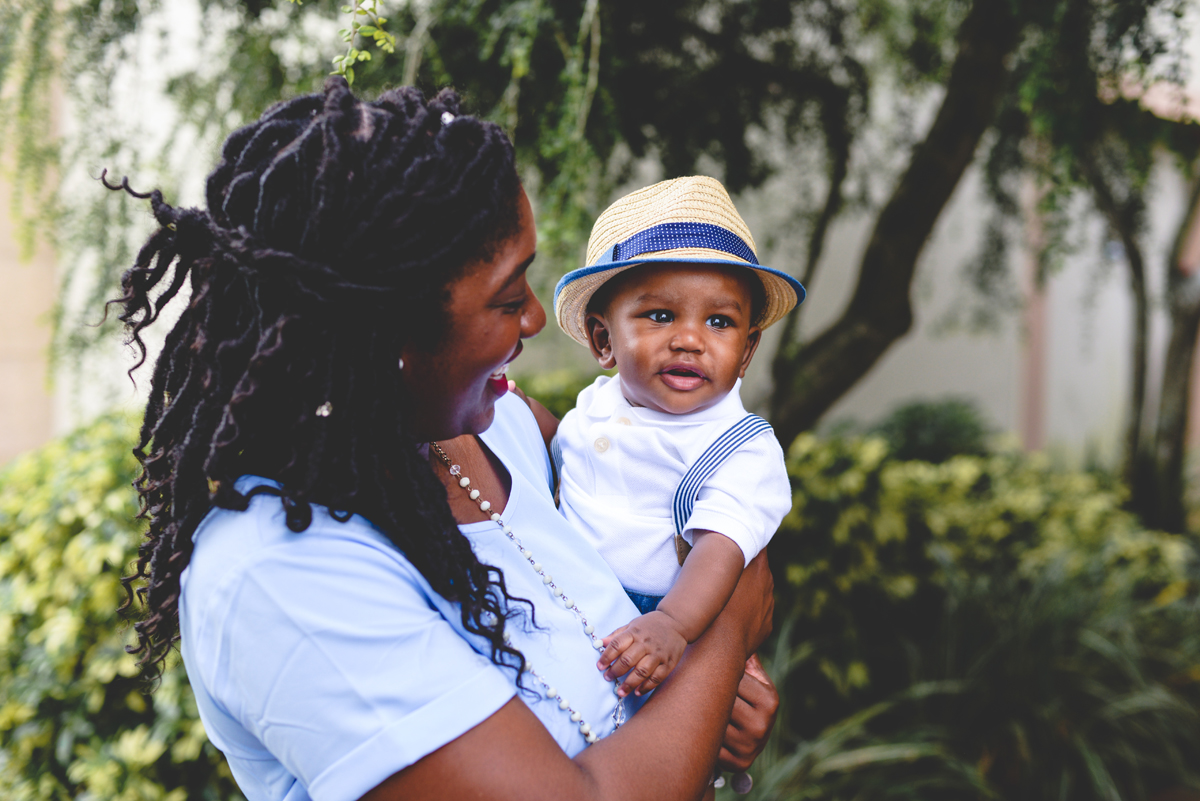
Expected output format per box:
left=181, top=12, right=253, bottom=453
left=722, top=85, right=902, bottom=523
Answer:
left=179, top=393, right=643, bottom=801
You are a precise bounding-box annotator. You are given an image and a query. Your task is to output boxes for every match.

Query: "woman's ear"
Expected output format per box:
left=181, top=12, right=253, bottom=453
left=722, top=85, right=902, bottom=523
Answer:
left=738, top=327, right=762, bottom=378
left=586, top=313, right=617, bottom=370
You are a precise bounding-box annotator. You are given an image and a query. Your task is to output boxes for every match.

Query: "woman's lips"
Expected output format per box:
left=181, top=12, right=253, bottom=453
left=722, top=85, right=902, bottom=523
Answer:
left=487, top=342, right=523, bottom=397
left=659, top=364, right=707, bottom=391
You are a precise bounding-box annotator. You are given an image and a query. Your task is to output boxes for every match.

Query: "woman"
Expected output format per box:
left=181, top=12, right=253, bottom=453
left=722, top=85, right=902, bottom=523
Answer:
left=113, top=76, right=777, bottom=801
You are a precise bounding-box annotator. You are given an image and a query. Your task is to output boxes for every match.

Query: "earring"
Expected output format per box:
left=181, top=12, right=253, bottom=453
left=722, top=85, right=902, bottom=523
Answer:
left=398, top=357, right=405, bottom=370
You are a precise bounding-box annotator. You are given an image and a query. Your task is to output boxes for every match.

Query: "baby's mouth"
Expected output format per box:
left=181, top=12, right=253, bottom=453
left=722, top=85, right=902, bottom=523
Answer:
left=659, top=364, right=707, bottom=391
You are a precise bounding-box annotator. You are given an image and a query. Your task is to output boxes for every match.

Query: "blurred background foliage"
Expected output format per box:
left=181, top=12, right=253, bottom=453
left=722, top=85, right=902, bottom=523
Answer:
left=6, top=0, right=1200, bottom=532
left=0, top=415, right=239, bottom=800
left=2, top=397, right=1198, bottom=799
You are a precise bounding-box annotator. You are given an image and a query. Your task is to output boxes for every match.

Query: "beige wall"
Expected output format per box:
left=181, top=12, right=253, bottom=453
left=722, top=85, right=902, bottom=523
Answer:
left=0, top=176, right=56, bottom=465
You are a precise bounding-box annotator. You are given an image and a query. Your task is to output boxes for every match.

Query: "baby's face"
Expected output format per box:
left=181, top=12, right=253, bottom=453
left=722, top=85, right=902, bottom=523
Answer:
left=586, top=263, right=762, bottom=415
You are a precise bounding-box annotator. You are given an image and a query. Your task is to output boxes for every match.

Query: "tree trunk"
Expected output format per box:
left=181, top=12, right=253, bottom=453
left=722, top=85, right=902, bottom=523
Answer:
left=1148, top=179, right=1200, bottom=532
left=768, top=0, right=1022, bottom=446
left=1080, top=154, right=1151, bottom=507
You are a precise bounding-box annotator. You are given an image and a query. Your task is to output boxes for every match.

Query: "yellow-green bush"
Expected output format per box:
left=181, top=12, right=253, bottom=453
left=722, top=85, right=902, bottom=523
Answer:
left=0, top=414, right=240, bottom=800
left=772, top=434, right=1196, bottom=705
left=753, top=433, right=1200, bottom=800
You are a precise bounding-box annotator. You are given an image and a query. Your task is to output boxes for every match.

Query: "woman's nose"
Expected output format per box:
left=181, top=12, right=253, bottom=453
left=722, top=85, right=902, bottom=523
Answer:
left=521, top=291, right=547, bottom=338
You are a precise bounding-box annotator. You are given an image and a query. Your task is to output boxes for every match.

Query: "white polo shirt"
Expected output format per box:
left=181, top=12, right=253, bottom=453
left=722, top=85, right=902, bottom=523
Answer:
left=556, top=375, right=792, bottom=597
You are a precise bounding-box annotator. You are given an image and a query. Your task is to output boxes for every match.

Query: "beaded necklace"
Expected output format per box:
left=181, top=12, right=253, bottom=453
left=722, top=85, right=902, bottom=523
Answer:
left=430, top=441, right=626, bottom=744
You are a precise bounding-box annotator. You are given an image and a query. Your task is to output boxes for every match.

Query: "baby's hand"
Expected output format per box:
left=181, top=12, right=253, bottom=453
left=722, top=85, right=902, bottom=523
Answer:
left=597, top=611, right=688, bottom=697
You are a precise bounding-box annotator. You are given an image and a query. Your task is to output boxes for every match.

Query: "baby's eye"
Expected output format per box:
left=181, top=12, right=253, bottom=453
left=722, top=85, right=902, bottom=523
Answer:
left=647, top=310, right=674, bottom=324
left=707, top=315, right=733, bottom=329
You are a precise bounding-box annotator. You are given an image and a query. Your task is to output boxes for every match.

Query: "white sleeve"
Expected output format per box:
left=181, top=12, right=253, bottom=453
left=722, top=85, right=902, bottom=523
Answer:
left=681, top=433, right=792, bottom=566
left=190, top=529, right=516, bottom=801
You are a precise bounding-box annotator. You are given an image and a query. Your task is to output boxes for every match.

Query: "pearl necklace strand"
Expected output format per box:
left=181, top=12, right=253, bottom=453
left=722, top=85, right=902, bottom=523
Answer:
left=431, top=441, right=626, bottom=745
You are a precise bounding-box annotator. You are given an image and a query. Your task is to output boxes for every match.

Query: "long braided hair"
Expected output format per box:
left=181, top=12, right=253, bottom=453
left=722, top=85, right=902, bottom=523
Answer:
left=111, top=76, right=529, bottom=681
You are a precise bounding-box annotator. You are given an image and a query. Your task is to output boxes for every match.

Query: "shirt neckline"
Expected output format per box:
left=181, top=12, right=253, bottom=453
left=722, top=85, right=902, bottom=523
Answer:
left=455, top=431, right=524, bottom=533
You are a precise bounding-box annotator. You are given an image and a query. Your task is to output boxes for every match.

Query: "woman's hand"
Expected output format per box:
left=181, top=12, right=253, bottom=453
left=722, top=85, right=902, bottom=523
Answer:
left=718, top=655, right=778, bottom=772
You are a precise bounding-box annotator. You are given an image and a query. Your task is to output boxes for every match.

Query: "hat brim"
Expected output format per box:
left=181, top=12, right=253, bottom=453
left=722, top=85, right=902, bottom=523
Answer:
left=554, top=255, right=806, bottom=347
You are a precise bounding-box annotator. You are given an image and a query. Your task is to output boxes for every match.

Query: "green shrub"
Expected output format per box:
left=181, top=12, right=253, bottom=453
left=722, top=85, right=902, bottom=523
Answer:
left=739, top=433, right=1200, bottom=800
left=0, top=414, right=240, bottom=800
left=871, top=398, right=991, bottom=463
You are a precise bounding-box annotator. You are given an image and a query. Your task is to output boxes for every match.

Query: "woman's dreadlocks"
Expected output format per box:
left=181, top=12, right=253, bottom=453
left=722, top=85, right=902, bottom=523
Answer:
left=110, top=77, right=530, bottom=681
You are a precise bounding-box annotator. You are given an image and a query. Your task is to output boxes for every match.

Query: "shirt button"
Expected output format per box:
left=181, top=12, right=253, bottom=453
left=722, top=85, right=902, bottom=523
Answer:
left=616, top=417, right=632, bottom=426
left=594, top=437, right=611, bottom=453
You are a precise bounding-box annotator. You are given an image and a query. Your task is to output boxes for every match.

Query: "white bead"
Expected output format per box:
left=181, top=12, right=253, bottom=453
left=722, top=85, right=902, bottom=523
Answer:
left=542, top=575, right=553, bottom=585
left=545, top=687, right=557, bottom=699
left=532, top=563, right=543, bottom=572
left=491, top=513, right=502, bottom=521
left=579, top=723, right=591, bottom=735
left=524, top=662, right=533, bottom=672
left=459, top=477, right=470, bottom=488
left=552, top=587, right=563, bottom=597
left=586, top=732, right=598, bottom=744
left=584, top=625, right=594, bottom=635
left=571, top=711, right=582, bottom=722
left=522, top=549, right=533, bottom=558
left=593, top=638, right=605, bottom=650
left=468, top=489, right=480, bottom=500
left=613, top=683, right=622, bottom=694
left=502, top=526, right=512, bottom=534
left=479, top=500, right=491, bottom=512
left=558, top=697, right=570, bottom=710
left=562, top=597, right=572, bottom=608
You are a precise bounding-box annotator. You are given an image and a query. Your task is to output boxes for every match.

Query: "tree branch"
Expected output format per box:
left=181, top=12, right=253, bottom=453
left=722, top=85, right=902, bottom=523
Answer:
left=769, top=0, right=1021, bottom=445
left=1080, top=149, right=1149, bottom=496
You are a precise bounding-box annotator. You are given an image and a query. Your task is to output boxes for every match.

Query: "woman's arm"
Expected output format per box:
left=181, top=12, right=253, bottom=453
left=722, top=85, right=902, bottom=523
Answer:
left=361, top=552, right=774, bottom=801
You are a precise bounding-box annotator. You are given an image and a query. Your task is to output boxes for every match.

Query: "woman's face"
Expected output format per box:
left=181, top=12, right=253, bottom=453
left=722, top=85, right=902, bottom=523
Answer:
left=400, top=190, right=544, bottom=442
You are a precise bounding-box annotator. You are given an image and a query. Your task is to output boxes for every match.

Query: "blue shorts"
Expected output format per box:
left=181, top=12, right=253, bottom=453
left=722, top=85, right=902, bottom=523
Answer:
left=624, top=590, right=665, bottom=616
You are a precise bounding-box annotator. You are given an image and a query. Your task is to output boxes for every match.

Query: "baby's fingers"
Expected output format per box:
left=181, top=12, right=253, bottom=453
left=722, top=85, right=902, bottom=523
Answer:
left=632, top=660, right=673, bottom=697
left=604, top=641, right=650, bottom=686
left=597, top=628, right=633, bottom=672
left=621, top=654, right=665, bottom=696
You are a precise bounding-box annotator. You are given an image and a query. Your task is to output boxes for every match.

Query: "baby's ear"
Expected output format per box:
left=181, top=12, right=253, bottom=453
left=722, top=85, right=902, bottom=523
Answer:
left=738, top=327, right=762, bottom=378
left=586, top=313, right=617, bottom=370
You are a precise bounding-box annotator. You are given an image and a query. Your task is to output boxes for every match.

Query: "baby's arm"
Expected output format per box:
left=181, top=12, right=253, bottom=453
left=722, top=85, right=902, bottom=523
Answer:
left=598, top=530, right=745, bottom=697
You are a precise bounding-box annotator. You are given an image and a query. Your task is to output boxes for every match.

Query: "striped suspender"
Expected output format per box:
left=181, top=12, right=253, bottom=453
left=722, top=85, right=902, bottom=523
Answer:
left=672, top=414, right=774, bottom=543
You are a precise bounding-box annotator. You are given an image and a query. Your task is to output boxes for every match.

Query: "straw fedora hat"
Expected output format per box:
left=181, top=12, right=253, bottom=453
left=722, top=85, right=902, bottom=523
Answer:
left=553, top=175, right=805, bottom=346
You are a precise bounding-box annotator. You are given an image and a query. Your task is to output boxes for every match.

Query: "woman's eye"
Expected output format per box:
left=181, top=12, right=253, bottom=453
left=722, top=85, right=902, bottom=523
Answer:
left=648, top=310, right=674, bottom=324
left=707, top=315, right=732, bottom=329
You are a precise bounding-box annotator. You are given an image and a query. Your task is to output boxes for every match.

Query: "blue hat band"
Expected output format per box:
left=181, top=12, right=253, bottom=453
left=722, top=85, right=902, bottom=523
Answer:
left=594, top=222, right=758, bottom=267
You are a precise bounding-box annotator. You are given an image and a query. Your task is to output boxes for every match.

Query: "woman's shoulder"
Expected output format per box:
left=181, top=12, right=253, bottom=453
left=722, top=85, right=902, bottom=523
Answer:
left=183, top=478, right=437, bottom=637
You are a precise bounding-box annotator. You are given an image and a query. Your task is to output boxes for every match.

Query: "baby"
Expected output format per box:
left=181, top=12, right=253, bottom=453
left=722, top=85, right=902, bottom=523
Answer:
left=535, top=176, right=805, bottom=699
